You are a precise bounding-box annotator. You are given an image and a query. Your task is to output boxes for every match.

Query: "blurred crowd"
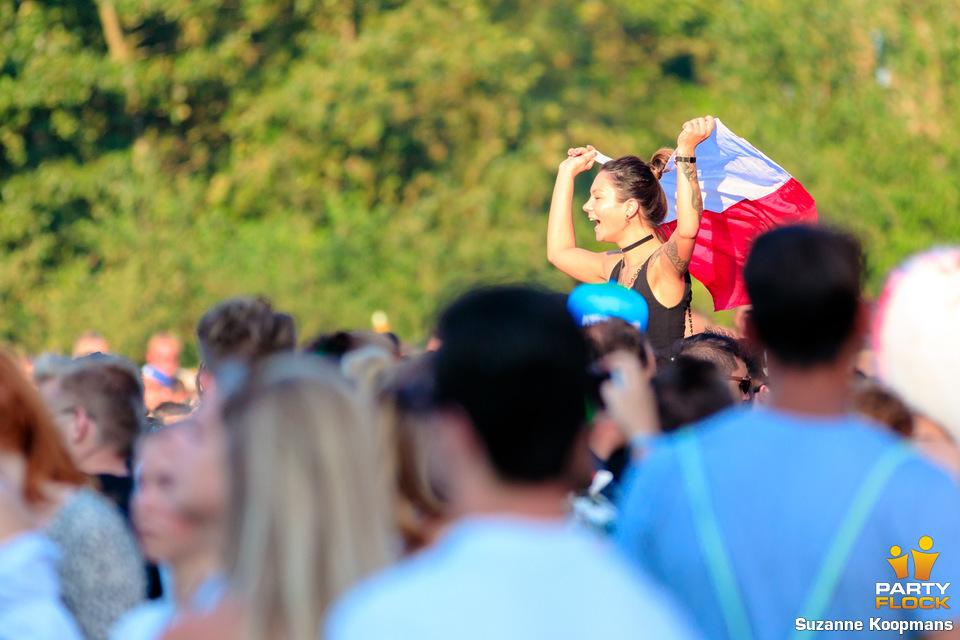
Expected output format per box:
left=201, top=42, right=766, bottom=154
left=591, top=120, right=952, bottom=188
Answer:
left=1, top=225, right=959, bottom=640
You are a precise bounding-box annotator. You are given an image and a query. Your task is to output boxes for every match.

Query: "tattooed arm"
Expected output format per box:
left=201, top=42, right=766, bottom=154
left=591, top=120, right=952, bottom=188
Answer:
left=652, top=116, right=715, bottom=278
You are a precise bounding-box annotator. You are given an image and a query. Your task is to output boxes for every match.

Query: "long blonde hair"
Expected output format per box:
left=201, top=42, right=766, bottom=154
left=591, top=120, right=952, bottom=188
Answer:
left=221, top=354, right=395, bottom=640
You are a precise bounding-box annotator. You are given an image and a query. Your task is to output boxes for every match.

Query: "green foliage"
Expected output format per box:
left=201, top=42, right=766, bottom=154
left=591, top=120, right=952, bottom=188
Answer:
left=2, top=0, right=959, bottom=360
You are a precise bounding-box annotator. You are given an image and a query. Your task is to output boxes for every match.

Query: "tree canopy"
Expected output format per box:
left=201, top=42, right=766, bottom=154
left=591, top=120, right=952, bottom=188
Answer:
left=2, top=0, right=958, bottom=360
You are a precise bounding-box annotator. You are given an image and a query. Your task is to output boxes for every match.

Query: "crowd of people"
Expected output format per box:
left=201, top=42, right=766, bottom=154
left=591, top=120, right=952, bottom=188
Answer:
left=0, top=224, right=957, bottom=640
left=1, top=112, right=958, bottom=639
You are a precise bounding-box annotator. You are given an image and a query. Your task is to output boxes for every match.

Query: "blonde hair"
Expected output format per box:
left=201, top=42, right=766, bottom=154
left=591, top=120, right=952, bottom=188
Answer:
left=221, top=354, right=395, bottom=640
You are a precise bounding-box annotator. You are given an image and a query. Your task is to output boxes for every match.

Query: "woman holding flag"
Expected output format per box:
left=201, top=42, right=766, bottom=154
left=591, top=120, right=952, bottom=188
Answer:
left=547, top=116, right=716, bottom=352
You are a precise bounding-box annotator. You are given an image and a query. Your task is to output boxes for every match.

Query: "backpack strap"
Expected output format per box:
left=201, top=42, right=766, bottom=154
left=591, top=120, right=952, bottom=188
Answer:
left=677, top=433, right=754, bottom=640
left=792, top=443, right=913, bottom=638
left=680, top=433, right=911, bottom=640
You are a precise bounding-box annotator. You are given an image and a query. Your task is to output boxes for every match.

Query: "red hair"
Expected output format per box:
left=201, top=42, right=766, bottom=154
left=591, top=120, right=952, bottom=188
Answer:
left=0, top=350, right=88, bottom=503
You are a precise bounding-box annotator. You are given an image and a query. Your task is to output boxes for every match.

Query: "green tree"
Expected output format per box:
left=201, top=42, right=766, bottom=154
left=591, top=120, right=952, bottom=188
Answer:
left=2, top=0, right=958, bottom=359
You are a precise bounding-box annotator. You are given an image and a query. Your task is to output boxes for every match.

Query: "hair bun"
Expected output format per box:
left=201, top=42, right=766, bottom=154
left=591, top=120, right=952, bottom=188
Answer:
left=648, top=147, right=674, bottom=181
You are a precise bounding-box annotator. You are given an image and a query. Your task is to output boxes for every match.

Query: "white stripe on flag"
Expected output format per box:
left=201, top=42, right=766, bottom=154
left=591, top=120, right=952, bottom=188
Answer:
left=660, top=120, right=791, bottom=223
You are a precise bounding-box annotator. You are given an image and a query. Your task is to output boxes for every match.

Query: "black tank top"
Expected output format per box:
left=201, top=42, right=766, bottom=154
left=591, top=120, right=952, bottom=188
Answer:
left=610, top=257, right=692, bottom=353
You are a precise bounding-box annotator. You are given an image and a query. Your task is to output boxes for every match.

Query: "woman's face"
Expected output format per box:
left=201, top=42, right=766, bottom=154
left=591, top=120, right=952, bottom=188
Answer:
left=583, top=171, right=633, bottom=244
left=132, top=430, right=200, bottom=563
left=165, top=401, right=230, bottom=529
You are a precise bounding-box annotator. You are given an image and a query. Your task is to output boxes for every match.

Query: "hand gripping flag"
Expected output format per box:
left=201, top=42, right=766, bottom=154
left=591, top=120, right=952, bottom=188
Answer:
left=597, top=120, right=817, bottom=310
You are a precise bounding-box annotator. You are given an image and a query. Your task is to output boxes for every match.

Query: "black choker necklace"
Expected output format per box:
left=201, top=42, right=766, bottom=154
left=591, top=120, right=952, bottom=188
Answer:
left=621, top=234, right=654, bottom=253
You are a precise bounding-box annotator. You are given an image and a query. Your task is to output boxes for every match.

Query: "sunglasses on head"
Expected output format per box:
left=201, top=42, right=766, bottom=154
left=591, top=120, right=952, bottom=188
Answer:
left=728, top=376, right=752, bottom=395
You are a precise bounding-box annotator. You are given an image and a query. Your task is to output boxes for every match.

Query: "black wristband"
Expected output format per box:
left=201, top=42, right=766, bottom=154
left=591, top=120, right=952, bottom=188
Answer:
left=675, top=155, right=696, bottom=164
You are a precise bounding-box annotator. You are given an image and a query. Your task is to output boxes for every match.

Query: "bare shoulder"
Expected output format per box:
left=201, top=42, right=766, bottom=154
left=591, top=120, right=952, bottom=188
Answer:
left=647, top=239, right=690, bottom=277
left=600, top=251, right=623, bottom=275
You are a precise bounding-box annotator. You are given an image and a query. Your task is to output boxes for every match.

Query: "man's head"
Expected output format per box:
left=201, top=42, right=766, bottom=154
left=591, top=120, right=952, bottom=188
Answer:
left=674, top=331, right=752, bottom=402
left=152, top=401, right=193, bottom=425
left=583, top=318, right=650, bottom=366
left=145, top=333, right=182, bottom=379
left=40, top=354, right=146, bottom=473
left=580, top=319, right=652, bottom=463
left=303, top=330, right=401, bottom=362
left=195, top=297, right=297, bottom=396
left=743, top=225, right=864, bottom=368
left=433, top=286, right=591, bottom=486
left=72, top=331, right=109, bottom=358
left=653, top=357, right=735, bottom=432
left=142, top=333, right=184, bottom=410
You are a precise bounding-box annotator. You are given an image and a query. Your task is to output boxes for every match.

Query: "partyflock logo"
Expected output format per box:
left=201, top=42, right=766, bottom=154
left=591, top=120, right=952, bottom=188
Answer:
left=796, top=536, right=952, bottom=633
left=876, top=537, right=949, bottom=610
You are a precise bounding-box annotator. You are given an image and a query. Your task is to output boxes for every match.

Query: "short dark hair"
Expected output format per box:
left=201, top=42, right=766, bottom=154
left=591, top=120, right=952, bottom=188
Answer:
left=196, top=296, right=297, bottom=372
left=653, top=356, right=734, bottom=432
left=59, top=354, right=146, bottom=459
left=674, top=330, right=743, bottom=375
left=151, top=401, right=193, bottom=422
left=434, top=286, right=590, bottom=483
left=303, top=330, right=400, bottom=361
left=583, top=318, right=648, bottom=365
left=744, top=226, right=863, bottom=367
left=739, top=339, right=766, bottom=387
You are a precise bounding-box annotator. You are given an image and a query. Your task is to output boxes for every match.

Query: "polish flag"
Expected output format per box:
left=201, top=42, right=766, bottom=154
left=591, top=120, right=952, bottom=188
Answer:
left=598, top=120, right=818, bottom=310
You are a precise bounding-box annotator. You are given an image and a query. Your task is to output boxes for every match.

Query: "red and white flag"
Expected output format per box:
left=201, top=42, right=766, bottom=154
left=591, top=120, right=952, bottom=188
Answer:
left=601, top=120, right=817, bottom=310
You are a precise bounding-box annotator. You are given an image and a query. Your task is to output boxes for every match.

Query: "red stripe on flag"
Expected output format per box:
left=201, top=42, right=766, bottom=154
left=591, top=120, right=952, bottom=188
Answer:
left=660, top=178, right=817, bottom=311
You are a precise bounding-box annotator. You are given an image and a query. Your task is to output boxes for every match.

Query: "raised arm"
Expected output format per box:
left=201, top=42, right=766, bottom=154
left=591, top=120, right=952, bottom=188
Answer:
left=650, top=116, right=715, bottom=279
left=547, top=146, right=619, bottom=283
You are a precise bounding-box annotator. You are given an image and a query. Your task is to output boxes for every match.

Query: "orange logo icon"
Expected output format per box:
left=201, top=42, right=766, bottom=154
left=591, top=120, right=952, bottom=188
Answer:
left=887, top=537, right=939, bottom=581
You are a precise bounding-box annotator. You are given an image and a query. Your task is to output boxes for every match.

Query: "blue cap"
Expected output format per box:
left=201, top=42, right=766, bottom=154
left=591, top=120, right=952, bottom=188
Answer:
left=567, top=283, right=649, bottom=331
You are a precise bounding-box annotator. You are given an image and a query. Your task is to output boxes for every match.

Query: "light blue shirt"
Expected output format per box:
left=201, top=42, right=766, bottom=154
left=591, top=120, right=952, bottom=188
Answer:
left=109, top=567, right=226, bottom=640
left=326, top=516, right=700, bottom=640
left=616, top=406, right=960, bottom=639
left=0, top=531, right=83, bottom=640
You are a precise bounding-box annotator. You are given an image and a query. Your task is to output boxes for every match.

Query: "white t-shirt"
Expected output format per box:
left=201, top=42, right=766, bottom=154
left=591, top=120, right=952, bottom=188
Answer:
left=326, top=516, right=700, bottom=640
left=0, top=531, right=83, bottom=640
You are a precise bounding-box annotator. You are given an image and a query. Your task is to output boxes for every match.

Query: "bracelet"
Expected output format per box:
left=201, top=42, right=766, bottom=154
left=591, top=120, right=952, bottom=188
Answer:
left=675, top=155, right=696, bottom=164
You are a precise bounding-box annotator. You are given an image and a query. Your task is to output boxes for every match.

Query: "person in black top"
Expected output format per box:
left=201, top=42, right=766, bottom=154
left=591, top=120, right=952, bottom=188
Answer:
left=547, top=116, right=715, bottom=353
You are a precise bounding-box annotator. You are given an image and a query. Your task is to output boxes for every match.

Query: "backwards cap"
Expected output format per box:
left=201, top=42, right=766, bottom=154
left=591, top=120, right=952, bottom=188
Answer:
left=567, top=283, right=649, bottom=332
